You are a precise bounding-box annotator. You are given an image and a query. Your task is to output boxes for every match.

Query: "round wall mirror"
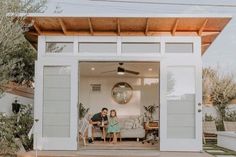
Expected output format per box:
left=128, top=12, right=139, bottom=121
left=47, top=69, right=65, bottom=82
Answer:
left=111, top=82, right=133, bottom=104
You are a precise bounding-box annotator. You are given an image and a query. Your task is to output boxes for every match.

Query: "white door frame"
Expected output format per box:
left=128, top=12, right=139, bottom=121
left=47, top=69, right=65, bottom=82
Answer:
left=34, top=58, right=78, bottom=150
left=77, top=59, right=162, bottom=149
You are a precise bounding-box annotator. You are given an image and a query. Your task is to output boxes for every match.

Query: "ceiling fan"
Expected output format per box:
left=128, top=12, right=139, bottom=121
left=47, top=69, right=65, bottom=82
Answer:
left=101, top=63, right=139, bottom=75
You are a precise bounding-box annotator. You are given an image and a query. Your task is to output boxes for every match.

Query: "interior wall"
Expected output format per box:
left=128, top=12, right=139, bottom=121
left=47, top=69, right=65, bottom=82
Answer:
left=79, top=76, right=159, bottom=120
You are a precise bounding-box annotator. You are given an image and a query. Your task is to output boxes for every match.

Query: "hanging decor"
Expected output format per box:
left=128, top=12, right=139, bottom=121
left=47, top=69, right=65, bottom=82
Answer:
left=111, top=82, right=133, bottom=104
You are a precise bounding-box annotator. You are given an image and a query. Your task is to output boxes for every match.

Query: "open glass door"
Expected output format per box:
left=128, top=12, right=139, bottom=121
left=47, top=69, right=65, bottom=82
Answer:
left=34, top=59, right=78, bottom=150
left=160, top=57, right=202, bottom=151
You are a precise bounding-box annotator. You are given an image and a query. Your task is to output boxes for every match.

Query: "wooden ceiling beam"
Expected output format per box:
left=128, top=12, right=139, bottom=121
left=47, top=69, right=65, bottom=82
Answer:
left=202, top=43, right=211, bottom=47
left=58, top=18, right=67, bottom=35
left=117, top=18, right=121, bottom=36
left=202, top=42, right=212, bottom=45
left=26, top=32, right=38, bottom=36
left=201, top=31, right=219, bottom=36
left=33, top=21, right=42, bottom=35
left=172, top=19, right=179, bottom=36
left=88, top=18, right=94, bottom=35
left=198, top=19, right=208, bottom=36
left=145, top=18, right=149, bottom=36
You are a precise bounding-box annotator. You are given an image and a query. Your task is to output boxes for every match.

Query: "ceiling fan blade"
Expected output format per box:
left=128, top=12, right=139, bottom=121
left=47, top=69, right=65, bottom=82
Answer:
left=101, top=70, right=116, bottom=74
left=125, top=69, right=140, bottom=75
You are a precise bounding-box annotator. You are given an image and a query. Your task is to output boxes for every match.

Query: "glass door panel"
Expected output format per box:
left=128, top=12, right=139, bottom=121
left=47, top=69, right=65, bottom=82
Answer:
left=34, top=59, right=78, bottom=150
left=43, top=66, right=71, bottom=137
left=167, top=67, right=196, bottom=139
left=160, top=57, right=202, bottom=151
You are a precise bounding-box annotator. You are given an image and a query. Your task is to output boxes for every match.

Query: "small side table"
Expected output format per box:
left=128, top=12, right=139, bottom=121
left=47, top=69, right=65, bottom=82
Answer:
left=142, top=121, right=159, bottom=145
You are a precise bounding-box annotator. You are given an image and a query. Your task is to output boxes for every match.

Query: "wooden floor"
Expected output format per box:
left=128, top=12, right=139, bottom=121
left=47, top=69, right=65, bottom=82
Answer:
left=79, top=141, right=159, bottom=150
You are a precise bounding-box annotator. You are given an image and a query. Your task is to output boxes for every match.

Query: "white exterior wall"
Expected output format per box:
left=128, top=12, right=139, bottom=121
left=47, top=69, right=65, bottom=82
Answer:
left=0, top=93, right=33, bottom=115
left=35, top=35, right=202, bottom=151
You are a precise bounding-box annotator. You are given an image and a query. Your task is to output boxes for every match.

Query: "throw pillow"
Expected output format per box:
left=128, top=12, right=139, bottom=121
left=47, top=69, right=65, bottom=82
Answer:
left=138, top=115, right=144, bottom=124
left=124, top=119, right=135, bottom=129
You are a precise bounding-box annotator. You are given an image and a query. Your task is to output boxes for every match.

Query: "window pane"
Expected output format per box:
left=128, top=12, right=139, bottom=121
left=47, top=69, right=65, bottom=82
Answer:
left=46, top=42, right=73, bottom=53
left=43, top=66, right=71, bottom=137
left=167, top=67, right=196, bottom=139
left=122, top=42, right=160, bottom=53
left=78, top=42, right=117, bottom=53
left=166, top=43, right=193, bottom=53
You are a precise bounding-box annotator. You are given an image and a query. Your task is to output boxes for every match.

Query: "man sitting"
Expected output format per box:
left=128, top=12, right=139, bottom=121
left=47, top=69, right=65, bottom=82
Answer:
left=88, top=108, right=108, bottom=143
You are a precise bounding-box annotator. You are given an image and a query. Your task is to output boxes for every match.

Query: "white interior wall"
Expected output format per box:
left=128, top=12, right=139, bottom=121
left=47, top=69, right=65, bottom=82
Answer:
left=79, top=76, right=159, bottom=120
left=0, top=93, right=33, bottom=115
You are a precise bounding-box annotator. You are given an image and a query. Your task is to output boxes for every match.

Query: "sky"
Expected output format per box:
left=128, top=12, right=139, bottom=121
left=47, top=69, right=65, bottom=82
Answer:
left=45, top=0, right=236, bottom=75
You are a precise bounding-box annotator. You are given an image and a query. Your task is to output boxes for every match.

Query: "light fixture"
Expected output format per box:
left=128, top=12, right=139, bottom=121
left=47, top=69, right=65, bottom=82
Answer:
left=117, top=67, right=125, bottom=75
left=119, top=84, right=125, bottom=88
left=91, top=67, right=95, bottom=71
left=119, top=82, right=126, bottom=88
left=148, top=68, right=153, bottom=71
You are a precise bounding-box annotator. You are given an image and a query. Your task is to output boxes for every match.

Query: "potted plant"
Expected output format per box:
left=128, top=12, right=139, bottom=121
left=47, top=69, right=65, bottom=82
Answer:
left=144, top=104, right=158, bottom=122
left=78, top=103, right=89, bottom=119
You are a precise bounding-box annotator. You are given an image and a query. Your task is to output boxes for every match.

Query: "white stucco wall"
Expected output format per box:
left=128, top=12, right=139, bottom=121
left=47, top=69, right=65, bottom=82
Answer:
left=79, top=76, right=159, bottom=120
left=0, top=93, right=34, bottom=115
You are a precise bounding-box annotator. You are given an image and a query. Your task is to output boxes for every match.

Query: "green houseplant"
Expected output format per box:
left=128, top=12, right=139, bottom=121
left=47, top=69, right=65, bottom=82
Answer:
left=144, top=104, right=158, bottom=121
left=79, top=103, right=89, bottom=119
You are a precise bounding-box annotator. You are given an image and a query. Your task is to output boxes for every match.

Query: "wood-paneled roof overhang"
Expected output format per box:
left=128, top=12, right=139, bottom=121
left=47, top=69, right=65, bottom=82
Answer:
left=22, top=13, right=231, bottom=55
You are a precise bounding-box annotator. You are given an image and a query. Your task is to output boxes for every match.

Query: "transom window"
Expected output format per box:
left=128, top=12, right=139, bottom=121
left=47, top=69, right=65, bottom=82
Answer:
left=165, top=43, right=193, bottom=53
left=43, top=39, right=196, bottom=55
left=122, top=42, right=160, bottom=53
left=78, top=42, right=117, bottom=53
left=46, top=42, right=73, bottom=53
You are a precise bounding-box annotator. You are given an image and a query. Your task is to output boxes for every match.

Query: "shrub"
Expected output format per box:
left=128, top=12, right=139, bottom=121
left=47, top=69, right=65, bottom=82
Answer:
left=0, top=113, right=19, bottom=156
left=204, top=114, right=215, bottom=121
left=224, top=111, right=236, bottom=121
left=0, top=104, right=33, bottom=156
